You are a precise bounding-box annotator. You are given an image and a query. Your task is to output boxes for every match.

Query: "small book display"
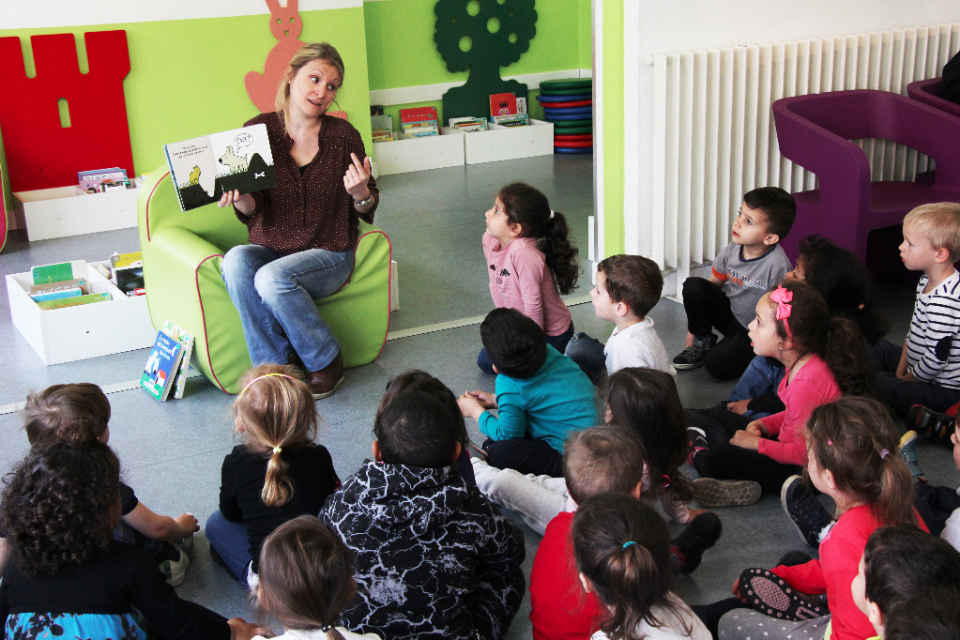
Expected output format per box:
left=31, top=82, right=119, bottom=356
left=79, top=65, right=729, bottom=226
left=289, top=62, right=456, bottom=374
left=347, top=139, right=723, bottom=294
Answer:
left=141, top=329, right=184, bottom=402
left=164, top=123, right=277, bottom=211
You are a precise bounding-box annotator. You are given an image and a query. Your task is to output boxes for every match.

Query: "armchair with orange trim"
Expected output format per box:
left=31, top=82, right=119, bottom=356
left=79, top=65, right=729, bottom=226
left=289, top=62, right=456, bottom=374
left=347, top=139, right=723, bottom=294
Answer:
left=136, top=166, right=392, bottom=394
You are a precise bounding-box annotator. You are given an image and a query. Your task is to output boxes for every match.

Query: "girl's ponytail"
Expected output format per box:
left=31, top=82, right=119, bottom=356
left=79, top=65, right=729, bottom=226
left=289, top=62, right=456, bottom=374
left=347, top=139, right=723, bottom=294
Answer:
left=822, top=316, right=873, bottom=397
left=233, top=364, right=318, bottom=508
left=572, top=494, right=690, bottom=640
left=498, top=183, right=580, bottom=294
left=263, top=446, right=294, bottom=507
left=807, top=397, right=916, bottom=527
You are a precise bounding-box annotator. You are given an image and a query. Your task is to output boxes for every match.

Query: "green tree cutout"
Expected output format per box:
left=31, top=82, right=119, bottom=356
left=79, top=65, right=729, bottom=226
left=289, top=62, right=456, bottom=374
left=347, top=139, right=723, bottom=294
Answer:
left=434, top=0, right=538, bottom=122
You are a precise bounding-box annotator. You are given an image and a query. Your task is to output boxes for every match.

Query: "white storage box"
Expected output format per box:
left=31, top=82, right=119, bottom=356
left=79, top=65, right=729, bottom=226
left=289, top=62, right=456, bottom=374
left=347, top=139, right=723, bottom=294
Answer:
left=373, top=129, right=465, bottom=176
left=464, top=118, right=554, bottom=165
left=13, top=183, right=140, bottom=241
left=7, top=261, right=157, bottom=365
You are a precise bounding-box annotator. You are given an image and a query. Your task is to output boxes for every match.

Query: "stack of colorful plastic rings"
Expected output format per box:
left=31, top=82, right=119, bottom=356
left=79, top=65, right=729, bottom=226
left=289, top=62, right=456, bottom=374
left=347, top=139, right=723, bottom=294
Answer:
left=536, top=78, right=593, bottom=154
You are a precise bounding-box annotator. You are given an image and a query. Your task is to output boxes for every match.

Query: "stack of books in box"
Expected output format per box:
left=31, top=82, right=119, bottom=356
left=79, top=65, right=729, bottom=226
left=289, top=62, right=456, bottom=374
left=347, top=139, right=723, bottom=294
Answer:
left=399, top=106, right=440, bottom=138
left=489, top=93, right=529, bottom=127
left=29, top=262, right=110, bottom=310
left=448, top=116, right=488, bottom=132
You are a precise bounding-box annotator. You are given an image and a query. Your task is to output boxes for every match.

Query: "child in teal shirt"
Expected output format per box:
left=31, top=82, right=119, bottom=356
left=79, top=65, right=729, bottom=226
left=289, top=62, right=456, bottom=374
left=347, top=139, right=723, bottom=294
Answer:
left=460, top=308, right=597, bottom=477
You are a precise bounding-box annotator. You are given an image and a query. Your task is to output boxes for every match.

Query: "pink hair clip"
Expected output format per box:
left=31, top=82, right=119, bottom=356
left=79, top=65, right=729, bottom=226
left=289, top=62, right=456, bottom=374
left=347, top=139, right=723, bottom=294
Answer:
left=770, top=285, right=794, bottom=338
left=880, top=449, right=890, bottom=459
left=661, top=474, right=672, bottom=491
left=827, top=439, right=834, bottom=446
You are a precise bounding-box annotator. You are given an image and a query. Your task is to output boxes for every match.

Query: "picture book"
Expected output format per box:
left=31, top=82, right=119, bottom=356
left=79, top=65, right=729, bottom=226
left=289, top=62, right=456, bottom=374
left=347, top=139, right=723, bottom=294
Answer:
left=110, top=252, right=145, bottom=297
left=490, top=92, right=518, bottom=117
left=78, top=167, right=127, bottom=192
left=448, top=116, right=488, bottom=132
left=162, top=320, right=195, bottom=400
left=371, top=114, right=395, bottom=142
left=164, top=123, right=277, bottom=212
left=35, top=292, right=111, bottom=311
left=30, top=278, right=88, bottom=296
left=141, top=329, right=184, bottom=401
left=399, top=107, right=439, bottom=138
left=31, top=288, right=82, bottom=303
left=31, top=261, right=86, bottom=285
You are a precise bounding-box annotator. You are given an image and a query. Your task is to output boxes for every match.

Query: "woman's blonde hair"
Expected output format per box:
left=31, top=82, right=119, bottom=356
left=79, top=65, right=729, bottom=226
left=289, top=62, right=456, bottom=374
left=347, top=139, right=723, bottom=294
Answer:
left=233, top=364, right=318, bottom=507
left=275, top=42, right=346, bottom=115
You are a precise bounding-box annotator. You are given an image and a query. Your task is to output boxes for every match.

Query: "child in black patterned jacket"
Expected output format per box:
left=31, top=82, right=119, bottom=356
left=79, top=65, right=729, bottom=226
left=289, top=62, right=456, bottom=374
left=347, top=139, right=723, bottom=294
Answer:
left=319, top=389, right=526, bottom=640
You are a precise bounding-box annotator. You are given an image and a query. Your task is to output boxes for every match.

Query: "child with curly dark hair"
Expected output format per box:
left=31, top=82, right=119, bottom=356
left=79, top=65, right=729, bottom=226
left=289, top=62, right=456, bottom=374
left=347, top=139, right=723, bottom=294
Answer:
left=477, top=182, right=580, bottom=373
left=21, top=382, right=199, bottom=586
left=0, top=439, right=265, bottom=640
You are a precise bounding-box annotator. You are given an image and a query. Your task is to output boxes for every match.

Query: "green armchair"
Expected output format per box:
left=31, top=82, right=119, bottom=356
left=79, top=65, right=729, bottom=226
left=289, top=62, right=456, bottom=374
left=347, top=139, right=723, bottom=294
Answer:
left=137, top=165, right=392, bottom=394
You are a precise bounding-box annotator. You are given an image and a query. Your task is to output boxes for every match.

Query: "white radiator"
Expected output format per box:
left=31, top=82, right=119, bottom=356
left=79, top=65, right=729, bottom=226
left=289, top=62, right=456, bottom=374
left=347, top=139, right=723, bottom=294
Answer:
left=647, top=22, right=960, bottom=295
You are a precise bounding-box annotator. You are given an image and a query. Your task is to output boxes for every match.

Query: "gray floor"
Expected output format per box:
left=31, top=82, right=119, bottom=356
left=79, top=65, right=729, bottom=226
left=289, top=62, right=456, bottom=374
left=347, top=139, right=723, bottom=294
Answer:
left=1, top=155, right=957, bottom=639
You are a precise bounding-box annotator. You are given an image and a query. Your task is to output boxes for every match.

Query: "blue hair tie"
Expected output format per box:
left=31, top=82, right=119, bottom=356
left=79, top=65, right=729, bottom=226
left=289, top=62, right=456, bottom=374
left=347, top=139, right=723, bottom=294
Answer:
left=622, top=541, right=637, bottom=549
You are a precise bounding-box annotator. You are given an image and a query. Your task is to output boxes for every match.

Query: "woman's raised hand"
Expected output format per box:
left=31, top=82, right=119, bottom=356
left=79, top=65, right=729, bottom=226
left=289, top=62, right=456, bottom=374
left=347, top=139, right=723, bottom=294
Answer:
left=218, top=189, right=255, bottom=216
left=343, top=152, right=373, bottom=201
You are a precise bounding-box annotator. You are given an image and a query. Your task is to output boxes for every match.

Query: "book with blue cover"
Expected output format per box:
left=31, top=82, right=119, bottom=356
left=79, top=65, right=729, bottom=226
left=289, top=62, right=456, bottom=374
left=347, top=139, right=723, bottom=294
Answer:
left=141, top=330, right=184, bottom=401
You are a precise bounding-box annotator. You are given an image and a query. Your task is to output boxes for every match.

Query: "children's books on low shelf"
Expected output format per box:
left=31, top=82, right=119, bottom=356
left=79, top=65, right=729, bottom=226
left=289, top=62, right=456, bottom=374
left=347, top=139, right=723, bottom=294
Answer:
left=29, top=261, right=111, bottom=310
left=164, top=123, right=277, bottom=212
left=448, top=116, right=488, bottom=132
left=488, top=92, right=528, bottom=127
left=78, top=167, right=128, bottom=193
left=110, top=251, right=145, bottom=297
left=162, top=320, right=195, bottom=400
left=141, top=329, right=185, bottom=402
left=371, top=114, right=396, bottom=142
left=399, top=107, right=440, bottom=138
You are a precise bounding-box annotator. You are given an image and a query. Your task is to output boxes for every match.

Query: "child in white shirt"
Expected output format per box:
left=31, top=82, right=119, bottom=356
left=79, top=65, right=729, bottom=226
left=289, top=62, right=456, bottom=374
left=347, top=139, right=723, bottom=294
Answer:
left=566, top=254, right=675, bottom=383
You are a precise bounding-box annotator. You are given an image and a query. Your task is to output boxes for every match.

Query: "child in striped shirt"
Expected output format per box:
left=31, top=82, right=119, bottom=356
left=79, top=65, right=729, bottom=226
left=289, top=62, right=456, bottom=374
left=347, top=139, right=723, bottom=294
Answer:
left=875, top=203, right=960, bottom=415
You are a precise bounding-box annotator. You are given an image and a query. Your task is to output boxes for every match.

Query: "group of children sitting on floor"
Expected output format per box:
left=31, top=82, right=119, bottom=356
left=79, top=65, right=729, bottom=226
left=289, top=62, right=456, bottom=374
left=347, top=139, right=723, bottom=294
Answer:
left=1, top=183, right=959, bottom=640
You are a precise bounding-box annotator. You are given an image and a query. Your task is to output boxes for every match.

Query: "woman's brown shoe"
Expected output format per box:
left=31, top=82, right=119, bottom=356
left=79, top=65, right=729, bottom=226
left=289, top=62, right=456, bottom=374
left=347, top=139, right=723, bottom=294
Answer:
left=306, top=352, right=344, bottom=399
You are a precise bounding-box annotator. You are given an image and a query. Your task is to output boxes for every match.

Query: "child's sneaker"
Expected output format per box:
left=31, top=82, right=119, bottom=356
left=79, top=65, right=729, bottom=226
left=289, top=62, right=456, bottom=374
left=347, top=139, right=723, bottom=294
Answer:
left=671, top=511, right=723, bottom=574
left=898, top=430, right=927, bottom=482
left=686, top=427, right=709, bottom=466
left=781, top=475, right=833, bottom=547
left=673, top=334, right=718, bottom=370
left=906, top=404, right=956, bottom=446
left=738, top=568, right=828, bottom=620
left=692, top=478, right=761, bottom=507
left=160, top=546, right=190, bottom=587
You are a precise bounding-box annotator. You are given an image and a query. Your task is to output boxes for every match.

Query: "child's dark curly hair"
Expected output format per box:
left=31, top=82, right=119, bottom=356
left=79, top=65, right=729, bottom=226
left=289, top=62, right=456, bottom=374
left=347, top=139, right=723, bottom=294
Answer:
left=498, top=182, right=580, bottom=294
left=1, top=440, right=120, bottom=574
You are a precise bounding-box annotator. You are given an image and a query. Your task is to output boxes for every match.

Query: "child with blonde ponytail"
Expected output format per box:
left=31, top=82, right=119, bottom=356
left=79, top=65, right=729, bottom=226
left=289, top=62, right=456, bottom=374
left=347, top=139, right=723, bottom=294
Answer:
left=206, top=364, right=340, bottom=589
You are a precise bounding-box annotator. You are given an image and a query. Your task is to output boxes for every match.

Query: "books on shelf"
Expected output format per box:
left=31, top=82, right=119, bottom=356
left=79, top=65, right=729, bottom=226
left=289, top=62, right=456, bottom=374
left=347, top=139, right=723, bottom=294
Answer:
left=490, top=92, right=518, bottom=117
left=31, top=261, right=86, bottom=285
left=448, top=116, right=488, bottom=132
left=164, top=123, right=277, bottom=212
left=29, top=278, right=89, bottom=299
left=162, top=320, right=195, bottom=400
left=399, top=106, right=439, bottom=138
left=141, top=329, right=185, bottom=401
left=35, top=292, right=111, bottom=311
left=110, top=252, right=145, bottom=297
left=492, top=113, right=529, bottom=127
left=78, top=167, right=128, bottom=193
left=371, top=114, right=396, bottom=142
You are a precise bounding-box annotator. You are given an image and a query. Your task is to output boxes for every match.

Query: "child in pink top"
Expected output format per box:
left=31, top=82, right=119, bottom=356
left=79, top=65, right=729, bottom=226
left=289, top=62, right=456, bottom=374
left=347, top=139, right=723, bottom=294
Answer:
left=478, top=183, right=579, bottom=373
left=691, top=281, right=873, bottom=499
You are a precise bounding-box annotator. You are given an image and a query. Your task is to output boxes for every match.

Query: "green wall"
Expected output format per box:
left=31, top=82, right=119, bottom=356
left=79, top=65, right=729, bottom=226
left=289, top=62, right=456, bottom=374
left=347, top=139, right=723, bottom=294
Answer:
left=0, top=7, right=371, bottom=193
left=364, top=0, right=587, bottom=125
left=601, top=0, right=624, bottom=256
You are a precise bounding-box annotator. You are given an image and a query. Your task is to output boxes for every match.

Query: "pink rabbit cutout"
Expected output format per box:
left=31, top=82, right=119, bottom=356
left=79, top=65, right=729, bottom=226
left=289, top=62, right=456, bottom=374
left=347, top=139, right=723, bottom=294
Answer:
left=246, top=0, right=305, bottom=113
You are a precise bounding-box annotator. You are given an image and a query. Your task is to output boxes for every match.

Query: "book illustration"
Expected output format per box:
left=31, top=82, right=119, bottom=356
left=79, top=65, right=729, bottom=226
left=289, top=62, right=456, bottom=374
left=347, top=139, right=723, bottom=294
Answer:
left=162, top=320, right=195, bottom=400
left=399, top=107, right=440, bottom=138
left=490, top=92, right=518, bottom=117
left=164, top=123, right=277, bottom=211
left=35, top=292, right=111, bottom=311
left=141, top=330, right=184, bottom=401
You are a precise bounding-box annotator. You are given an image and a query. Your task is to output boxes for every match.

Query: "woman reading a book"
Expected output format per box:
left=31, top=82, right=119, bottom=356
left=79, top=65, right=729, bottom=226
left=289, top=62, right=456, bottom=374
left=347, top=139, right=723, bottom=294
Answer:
left=218, top=42, right=377, bottom=399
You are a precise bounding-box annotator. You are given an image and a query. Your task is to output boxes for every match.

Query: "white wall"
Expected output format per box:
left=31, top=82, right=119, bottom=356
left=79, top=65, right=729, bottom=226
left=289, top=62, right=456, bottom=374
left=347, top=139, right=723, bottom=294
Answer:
left=623, top=0, right=960, bottom=258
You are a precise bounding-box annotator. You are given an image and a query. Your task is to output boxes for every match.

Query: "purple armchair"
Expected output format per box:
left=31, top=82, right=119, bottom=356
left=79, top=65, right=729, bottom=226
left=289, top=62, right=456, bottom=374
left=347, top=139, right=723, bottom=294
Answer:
left=907, top=78, right=960, bottom=118
left=772, top=89, right=960, bottom=263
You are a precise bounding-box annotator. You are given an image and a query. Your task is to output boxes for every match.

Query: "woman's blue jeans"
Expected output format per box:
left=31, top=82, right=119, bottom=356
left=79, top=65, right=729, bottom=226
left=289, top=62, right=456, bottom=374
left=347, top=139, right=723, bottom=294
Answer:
left=221, top=245, right=354, bottom=371
left=205, top=510, right=251, bottom=584
left=728, top=355, right=785, bottom=418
